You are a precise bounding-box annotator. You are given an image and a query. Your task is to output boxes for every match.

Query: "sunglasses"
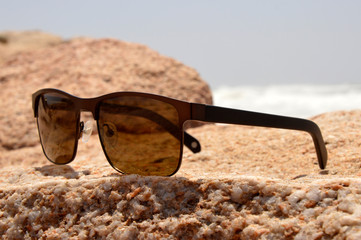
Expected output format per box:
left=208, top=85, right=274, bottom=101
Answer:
left=32, top=88, right=328, bottom=176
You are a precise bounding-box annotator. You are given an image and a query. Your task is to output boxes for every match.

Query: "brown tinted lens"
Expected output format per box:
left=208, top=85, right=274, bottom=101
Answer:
left=98, top=96, right=182, bottom=176
left=37, top=93, right=78, bottom=164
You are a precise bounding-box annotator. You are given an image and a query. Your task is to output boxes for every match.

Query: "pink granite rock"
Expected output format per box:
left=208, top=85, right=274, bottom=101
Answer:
left=0, top=110, right=361, bottom=239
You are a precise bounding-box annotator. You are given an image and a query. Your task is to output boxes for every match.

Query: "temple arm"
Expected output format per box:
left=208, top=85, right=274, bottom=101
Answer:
left=191, top=103, right=328, bottom=169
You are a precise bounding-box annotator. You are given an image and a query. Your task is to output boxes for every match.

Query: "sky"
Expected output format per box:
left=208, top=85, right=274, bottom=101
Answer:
left=1, top=0, right=360, bottom=89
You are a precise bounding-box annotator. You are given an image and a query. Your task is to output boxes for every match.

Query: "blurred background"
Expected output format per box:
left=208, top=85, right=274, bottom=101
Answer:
left=1, top=0, right=360, bottom=117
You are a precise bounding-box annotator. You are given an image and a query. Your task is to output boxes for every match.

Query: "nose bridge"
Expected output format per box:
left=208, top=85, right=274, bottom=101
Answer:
left=79, top=98, right=97, bottom=118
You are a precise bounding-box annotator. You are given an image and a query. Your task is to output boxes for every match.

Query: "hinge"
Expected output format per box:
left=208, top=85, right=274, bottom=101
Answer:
left=191, top=103, right=206, bottom=121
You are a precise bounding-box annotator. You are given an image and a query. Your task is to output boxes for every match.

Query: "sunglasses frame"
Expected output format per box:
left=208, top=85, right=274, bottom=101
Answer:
left=32, top=88, right=328, bottom=176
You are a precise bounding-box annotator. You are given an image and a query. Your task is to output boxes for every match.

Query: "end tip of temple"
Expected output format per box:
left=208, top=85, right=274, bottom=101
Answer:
left=306, top=121, right=328, bottom=171
left=317, top=148, right=328, bottom=170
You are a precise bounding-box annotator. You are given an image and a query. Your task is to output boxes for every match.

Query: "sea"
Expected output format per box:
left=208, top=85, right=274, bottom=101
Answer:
left=213, top=84, right=361, bottom=118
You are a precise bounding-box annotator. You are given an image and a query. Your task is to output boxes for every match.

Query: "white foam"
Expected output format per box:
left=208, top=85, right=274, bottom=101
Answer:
left=213, top=84, right=361, bottom=118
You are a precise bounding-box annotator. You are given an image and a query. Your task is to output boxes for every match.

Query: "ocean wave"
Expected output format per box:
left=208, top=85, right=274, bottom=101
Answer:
left=213, top=84, right=361, bottom=118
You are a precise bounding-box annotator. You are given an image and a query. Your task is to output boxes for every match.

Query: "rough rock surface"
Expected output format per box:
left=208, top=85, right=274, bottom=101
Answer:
left=0, top=110, right=361, bottom=239
left=0, top=37, right=212, bottom=153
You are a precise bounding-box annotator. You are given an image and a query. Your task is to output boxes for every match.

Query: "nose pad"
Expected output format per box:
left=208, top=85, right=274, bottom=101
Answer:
left=102, top=122, right=118, bottom=148
left=81, top=121, right=93, bottom=143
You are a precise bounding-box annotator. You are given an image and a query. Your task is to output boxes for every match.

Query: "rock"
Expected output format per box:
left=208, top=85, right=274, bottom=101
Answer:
left=1, top=109, right=361, bottom=238
left=0, top=37, right=212, bottom=154
left=0, top=30, right=63, bottom=64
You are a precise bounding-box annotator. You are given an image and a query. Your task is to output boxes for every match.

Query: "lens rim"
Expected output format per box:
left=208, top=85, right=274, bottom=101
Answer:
left=35, top=93, right=81, bottom=165
left=96, top=96, right=184, bottom=176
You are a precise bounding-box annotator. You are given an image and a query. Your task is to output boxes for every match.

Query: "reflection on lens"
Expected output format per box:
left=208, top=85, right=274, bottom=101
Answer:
left=37, top=93, right=78, bottom=164
left=98, top=96, right=182, bottom=176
